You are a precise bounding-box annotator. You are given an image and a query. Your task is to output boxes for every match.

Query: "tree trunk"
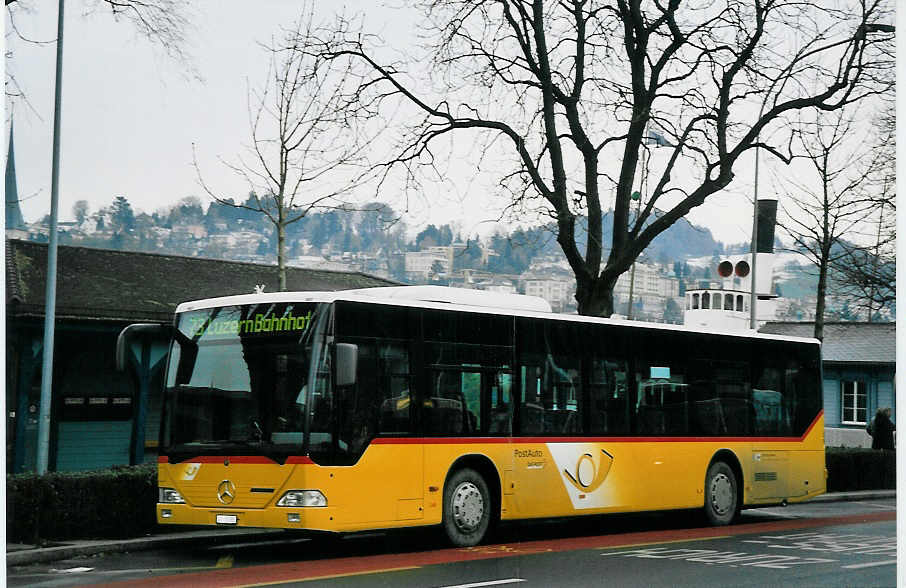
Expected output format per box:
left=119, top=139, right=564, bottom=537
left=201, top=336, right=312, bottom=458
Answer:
left=277, top=220, right=287, bottom=292
left=575, top=274, right=617, bottom=317
left=813, top=251, right=829, bottom=342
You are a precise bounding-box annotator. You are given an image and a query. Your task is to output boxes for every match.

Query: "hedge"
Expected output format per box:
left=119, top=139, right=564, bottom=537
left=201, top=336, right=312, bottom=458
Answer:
left=825, top=447, right=896, bottom=492
left=5, top=448, right=895, bottom=543
left=7, top=463, right=157, bottom=544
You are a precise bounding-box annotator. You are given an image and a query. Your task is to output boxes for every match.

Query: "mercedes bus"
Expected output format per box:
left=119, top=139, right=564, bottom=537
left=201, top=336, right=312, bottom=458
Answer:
left=119, top=285, right=825, bottom=546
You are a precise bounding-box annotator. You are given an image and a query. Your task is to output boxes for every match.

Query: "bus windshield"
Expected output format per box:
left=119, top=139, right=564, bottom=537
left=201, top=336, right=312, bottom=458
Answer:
left=161, top=301, right=330, bottom=461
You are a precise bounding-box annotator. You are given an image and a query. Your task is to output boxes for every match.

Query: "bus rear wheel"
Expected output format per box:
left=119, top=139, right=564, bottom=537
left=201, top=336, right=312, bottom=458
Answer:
left=703, top=461, right=738, bottom=526
left=442, top=468, right=491, bottom=547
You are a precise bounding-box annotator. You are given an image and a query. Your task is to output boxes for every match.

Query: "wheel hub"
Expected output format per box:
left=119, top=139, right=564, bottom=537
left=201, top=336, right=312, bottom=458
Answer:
left=451, top=481, right=484, bottom=532
left=709, top=472, right=734, bottom=515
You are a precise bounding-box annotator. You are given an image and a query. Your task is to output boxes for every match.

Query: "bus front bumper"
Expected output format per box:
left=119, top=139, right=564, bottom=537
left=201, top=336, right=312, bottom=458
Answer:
left=157, top=503, right=339, bottom=531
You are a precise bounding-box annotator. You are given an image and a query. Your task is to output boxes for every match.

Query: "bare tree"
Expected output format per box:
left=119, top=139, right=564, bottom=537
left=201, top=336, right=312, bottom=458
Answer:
left=194, top=10, right=378, bottom=291
left=6, top=0, right=192, bottom=60
left=777, top=108, right=880, bottom=340
left=829, top=103, right=895, bottom=320
left=307, top=0, right=894, bottom=315
left=6, top=0, right=195, bottom=108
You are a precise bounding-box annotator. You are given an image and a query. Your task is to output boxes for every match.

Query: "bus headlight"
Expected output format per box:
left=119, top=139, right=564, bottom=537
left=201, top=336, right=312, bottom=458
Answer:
left=159, top=487, right=186, bottom=504
left=277, top=490, right=327, bottom=507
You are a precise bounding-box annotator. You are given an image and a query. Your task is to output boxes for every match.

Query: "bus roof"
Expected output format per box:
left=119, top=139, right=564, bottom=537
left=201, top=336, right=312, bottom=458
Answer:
left=173, top=286, right=820, bottom=346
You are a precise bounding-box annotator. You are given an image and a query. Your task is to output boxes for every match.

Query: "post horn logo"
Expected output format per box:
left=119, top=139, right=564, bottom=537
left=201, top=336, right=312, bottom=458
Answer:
left=217, top=480, right=237, bottom=505
left=563, top=449, right=614, bottom=493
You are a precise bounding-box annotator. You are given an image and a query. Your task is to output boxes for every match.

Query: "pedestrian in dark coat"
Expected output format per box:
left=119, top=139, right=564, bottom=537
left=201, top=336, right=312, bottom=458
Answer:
left=868, top=407, right=895, bottom=450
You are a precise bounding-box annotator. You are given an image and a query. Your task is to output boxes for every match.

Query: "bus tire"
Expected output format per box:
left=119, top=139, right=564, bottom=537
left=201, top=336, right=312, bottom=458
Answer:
left=442, top=467, right=491, bottom=547
left=703, top=461, right=738, bottom=526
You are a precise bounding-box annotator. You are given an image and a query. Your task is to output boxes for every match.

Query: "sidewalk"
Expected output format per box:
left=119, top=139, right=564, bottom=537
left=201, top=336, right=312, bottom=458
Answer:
left=7, top=490, right=896, bottom=567
left=7, top=528, right=287, bottom=567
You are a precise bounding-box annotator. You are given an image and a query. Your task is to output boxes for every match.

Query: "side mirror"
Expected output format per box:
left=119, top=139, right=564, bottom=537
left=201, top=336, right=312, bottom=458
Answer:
left=116, top=323, right=171, bottom=371
left=335, top=343, right=358, bottom=387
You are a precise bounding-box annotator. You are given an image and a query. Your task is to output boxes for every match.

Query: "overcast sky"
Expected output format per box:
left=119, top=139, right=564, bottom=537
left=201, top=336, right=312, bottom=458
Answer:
left=4, top=1, right=891, bottom=246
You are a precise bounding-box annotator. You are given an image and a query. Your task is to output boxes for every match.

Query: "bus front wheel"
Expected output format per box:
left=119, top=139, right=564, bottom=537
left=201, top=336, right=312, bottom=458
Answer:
left=442, top=468, right=491, bottom=547
left=703, top=461, right=738, bottom=526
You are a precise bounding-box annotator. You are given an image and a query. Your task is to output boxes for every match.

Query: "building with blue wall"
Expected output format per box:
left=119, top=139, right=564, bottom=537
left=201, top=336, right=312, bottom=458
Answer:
left=760, top=322, right=895, bottom=448
left=6, top=239, right=397, bottom=472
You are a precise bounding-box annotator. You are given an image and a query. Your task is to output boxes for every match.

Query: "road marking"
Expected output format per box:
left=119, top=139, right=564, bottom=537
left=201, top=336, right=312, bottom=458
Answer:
left=607, top=546, right=837, bottom=569
left=94, top=511, right=895, bottom=587
left=842, top=560, right=897, bottom=569
left=53, top=567, right=95, bottom=573
left=436, top=580, right=526, bottom=588
left=600, top=535, right=730, bottom=551
left=747, top=531, right=896, bottom=556
left=235, top=566, right=420, bottom=586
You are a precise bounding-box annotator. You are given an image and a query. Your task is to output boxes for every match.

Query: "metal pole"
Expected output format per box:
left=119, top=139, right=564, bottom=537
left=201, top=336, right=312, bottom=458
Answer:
left=867, top=201, right=884, bottom=322
left=749, top=108, right=763, bottom=331
left=36, top=0, right=66, bottom=474
left=627, top=139, right=647, bottom=320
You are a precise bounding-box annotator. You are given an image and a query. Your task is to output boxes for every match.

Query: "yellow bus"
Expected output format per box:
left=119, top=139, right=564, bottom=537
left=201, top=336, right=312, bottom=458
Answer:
left=124, top=286, right=825, bottom=546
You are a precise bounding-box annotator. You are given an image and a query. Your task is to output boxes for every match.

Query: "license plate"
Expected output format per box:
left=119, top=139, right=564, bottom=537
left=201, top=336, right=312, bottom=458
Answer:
left=216, top=514, right=238, bottom=525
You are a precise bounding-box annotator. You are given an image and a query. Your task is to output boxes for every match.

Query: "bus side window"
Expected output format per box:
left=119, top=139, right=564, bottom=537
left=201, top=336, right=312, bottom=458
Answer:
left=516, top=318, right=583, bottom=435
left=753, top=364, right=789, bottom=436
left=425, top=370, right=475, bottom=435
left=378, top=343, right=412, bottom=434
left=335, top=340, right=413, bottom=464
left=519, top=366, right=545, bottom=434
left=489, top=372, right=513, bottom=434
left=589, top=358, right=629, bottom=434
left=636, top=365, right=689, bottom=435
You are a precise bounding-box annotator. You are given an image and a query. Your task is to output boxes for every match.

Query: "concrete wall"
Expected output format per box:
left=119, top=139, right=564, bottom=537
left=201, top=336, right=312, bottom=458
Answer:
left=825, top=426, right=872, bottom=448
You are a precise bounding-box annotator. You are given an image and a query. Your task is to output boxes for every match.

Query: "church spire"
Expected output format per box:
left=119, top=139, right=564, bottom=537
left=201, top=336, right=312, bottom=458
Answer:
left=6, top=118, right=27, bottom=230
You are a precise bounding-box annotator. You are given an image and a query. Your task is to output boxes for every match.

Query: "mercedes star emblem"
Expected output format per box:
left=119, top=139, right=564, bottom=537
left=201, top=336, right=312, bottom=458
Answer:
left=217, top=479, right=237, bottom=505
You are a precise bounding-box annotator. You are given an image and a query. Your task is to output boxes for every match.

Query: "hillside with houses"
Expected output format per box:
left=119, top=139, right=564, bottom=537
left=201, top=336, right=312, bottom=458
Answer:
left=8, top=194, right=892, bottom=323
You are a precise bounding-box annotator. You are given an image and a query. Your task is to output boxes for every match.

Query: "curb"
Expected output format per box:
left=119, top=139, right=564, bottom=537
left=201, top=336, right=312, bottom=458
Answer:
left=807, top=490, right=896, bottom=503
left=7, top=529, right=286, bottom=567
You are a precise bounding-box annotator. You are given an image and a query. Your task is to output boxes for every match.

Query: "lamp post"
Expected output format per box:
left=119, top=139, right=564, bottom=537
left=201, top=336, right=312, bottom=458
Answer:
left=626, top=189, right=642, bottom=319
left=749, top=103, right=764, bottom=331
left=36, top=0, right=66, bottom=474
left=627, top=126, right=670, bottom=319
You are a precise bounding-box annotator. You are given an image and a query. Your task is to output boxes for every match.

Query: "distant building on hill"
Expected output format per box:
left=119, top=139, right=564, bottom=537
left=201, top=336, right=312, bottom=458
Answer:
left=405, top=245, right=465, bottom=282
left=521, top=266, right=575, bottom=313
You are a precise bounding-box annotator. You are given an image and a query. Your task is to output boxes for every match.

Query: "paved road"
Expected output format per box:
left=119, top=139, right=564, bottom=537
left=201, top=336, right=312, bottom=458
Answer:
left=8, top=498, right=896, bottom=587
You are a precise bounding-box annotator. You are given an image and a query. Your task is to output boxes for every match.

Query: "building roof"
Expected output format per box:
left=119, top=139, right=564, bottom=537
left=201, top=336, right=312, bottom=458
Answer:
left=6, top=239, right=398, bottom=323
left=759, top=321, right=895, bottom=365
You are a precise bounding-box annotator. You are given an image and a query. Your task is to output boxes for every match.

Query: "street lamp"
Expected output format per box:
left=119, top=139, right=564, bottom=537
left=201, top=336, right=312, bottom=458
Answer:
left=626, top=190, right=642, bottom=319
left=749, top=103, right=764, bottom=331
left=627, top=126, right=671, bottom=320
left=36, top=0, right=66, bottom=474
